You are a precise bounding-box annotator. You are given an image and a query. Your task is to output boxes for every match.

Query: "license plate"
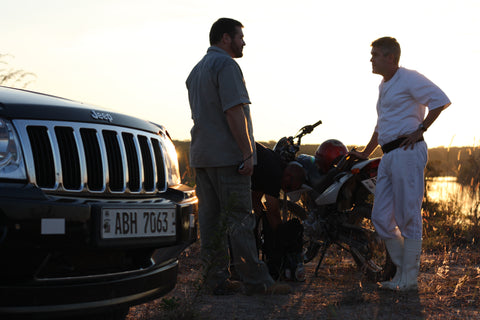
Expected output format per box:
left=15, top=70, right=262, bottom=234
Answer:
left=101, top=207, right=176, bottom=239
left=361, top=176, right=377, bottom=193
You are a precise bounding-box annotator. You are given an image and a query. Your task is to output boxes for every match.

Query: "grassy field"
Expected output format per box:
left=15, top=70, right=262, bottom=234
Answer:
left=173, top=141, right=480, bottom=185
left=144, top=141, right=479, bottom=319
left=174, top=139, right=480, bottom=249
left=125, top=192, right=479, bottom=320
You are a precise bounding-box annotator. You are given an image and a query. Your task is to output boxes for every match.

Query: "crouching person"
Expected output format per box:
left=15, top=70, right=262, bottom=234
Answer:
left=251, top=142, right=306, bottom=281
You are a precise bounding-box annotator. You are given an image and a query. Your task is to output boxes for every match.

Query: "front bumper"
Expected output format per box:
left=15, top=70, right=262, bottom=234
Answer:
left=0, top=259, right=178, bottom=318
left=0, top=182, right=198, bottom=318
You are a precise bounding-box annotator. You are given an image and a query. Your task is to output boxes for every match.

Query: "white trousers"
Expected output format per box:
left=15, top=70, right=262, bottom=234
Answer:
left=372, top=141, right=427, bottom=240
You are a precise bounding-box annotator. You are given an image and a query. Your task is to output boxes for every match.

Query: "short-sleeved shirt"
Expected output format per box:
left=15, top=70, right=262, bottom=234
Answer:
left=251, top=143, right=283, bottom=198
left=375, top=67, right=451, bottom=146
left=186, top=46, right=255, bottom=168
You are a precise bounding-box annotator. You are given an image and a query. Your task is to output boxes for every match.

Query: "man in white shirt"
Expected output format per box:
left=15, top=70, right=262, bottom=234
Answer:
left=351, top=37, right=451, bottom=291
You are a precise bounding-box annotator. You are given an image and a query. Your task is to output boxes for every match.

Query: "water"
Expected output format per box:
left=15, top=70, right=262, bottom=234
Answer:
left=425, top=176, right=479, bottom=220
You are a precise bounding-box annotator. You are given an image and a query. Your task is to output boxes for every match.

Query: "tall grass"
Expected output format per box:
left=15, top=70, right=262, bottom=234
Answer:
left=173, top=140, right=480, bottom=252
left=423, top=146, right=480, bottom=252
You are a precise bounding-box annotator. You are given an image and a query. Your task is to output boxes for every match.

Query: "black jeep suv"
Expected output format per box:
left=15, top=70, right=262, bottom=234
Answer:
left=0, top=86, right=198, bottom=319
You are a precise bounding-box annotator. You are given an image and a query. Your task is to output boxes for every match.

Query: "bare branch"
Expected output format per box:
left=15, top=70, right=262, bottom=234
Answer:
left=0, top=54, right=36, bottom=88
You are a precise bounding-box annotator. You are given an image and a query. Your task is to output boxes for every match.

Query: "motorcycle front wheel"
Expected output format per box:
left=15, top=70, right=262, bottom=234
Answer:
left=347, top=220, right=395, bottom=282
left=286, top=201, right=395, bottom=282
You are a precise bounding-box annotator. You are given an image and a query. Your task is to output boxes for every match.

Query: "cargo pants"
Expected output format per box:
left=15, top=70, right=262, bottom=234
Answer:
left=195, top=166, right=274, bottom=289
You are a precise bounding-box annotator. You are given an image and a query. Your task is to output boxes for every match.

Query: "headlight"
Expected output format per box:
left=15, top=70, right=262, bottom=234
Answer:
left=162, top=134, right=181, bottom=187
left=0, top=118, right=26, bottom=179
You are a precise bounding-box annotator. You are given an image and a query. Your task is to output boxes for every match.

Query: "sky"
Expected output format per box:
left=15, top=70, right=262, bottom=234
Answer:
left=2, top=0, right=479, bottom=148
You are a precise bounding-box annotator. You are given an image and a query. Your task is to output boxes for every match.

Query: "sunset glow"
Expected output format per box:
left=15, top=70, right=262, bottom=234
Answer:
left=2, top=0, right=478, bottom=147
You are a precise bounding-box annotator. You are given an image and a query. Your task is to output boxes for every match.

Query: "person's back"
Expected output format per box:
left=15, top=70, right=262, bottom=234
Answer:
left=296, top=154, right=326, bottom=192
left=251, top=143, right=283, bottom=198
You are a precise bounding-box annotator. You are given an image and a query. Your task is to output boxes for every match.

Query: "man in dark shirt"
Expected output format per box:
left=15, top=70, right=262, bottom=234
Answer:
left=251, top=142, right=306, bottom=280
left=251, top=142, right=305, bottom=228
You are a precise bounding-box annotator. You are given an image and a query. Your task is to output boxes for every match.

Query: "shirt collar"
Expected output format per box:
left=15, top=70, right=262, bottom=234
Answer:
left=207, top=46, right=231, bottom=57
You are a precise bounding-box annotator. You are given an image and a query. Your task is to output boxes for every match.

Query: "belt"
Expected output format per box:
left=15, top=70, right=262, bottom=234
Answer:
left=381, top=137, right=424, bottom=154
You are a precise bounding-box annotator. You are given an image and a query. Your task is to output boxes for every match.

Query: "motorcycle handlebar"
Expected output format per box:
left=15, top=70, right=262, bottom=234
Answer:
left=296, top=120, right=322, bottom=138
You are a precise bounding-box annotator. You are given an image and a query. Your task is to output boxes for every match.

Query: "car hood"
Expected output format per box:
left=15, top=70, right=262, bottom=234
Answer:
left=0, top=86, right=163, bottom=134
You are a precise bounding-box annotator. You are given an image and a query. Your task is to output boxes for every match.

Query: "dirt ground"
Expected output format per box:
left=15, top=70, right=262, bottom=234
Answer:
left=126, top=242, right=480, bottom=320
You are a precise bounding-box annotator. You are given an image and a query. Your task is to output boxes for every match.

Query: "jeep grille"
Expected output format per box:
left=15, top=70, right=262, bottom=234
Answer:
left=14, top=120, right=167, bottom=195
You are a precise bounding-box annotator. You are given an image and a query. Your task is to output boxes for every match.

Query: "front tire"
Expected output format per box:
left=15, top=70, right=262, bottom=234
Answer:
left=343, top=204, right=395, bottom=281
left=286, top=200, right=395, bottom=282
left=348, top=226, right=395, bottom=282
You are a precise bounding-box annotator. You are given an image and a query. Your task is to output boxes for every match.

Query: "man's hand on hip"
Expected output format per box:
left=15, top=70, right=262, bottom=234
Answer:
left=400, top=130, right=424, bottom=150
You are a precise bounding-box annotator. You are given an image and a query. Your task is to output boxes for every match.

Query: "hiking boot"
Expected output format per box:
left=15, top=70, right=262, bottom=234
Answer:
left=212, top=279, right=244, bottom=295
left=245, top=282, right=292, bottom=295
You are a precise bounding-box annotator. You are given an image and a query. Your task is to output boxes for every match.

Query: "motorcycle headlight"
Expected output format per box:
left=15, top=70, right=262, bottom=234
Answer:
left=0, top=118, right=26, bottom=180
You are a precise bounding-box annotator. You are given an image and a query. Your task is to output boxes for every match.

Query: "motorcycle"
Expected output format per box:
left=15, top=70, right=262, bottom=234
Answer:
left=269, top=120, right=394, bottom=281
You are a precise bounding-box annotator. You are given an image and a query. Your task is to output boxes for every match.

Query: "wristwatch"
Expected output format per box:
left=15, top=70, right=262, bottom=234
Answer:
left=418, top=123, right=427, bottom=132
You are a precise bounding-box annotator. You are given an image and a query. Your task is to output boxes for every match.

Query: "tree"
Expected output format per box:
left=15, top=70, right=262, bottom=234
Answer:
left=0, top=54, right=36, bottom=88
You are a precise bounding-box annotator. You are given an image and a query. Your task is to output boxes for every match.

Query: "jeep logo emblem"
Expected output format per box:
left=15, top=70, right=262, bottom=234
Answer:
left=91, top=110, right=113, bottom=123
